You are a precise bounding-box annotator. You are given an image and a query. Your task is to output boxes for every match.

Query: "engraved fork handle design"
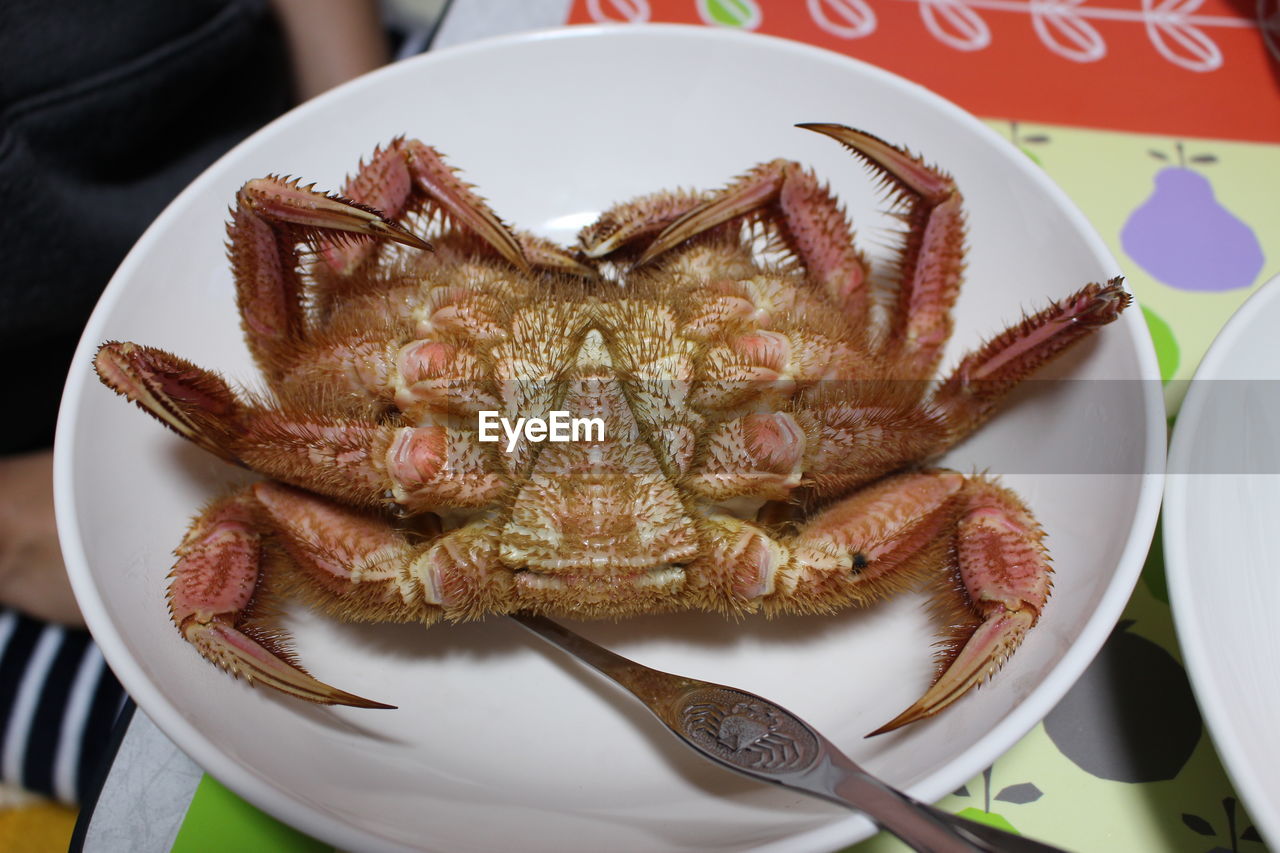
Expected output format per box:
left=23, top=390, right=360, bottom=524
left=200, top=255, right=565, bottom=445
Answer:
left=510, top=613, right=1068, bottom=853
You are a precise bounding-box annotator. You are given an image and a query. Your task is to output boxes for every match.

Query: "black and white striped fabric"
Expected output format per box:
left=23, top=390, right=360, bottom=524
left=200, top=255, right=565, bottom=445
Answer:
left=0, top=608, right=125, bottom=805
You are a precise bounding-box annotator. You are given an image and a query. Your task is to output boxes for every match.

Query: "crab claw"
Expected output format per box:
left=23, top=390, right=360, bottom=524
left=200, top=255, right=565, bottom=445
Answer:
left=869, top=481, right=1049, bottom=735
left=870, top=610, right=1036, bottom=735
left=169, top=494, right=394, bottom=709
left=182, top=621, right=393, bottom=709
left=94, top=342, right=244, bottom=464
left=239, top=177, right=431, bottom=252
left=932, top=279, right=1131, bottom=440
left=638, top=160, right=789, bottom=266
left=797, top=124, right=955, bottom=202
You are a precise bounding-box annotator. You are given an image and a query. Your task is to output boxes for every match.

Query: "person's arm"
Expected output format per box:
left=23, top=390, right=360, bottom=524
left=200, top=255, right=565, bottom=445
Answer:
left=0, top=450, right=82, bottom=627
left=270, top=0, right=390, bottom=102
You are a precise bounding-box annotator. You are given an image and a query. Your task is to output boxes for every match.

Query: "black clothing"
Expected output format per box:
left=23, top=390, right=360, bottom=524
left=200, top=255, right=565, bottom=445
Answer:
left=0, top=0, right=291, bottom=452
left=0, top=0, right=293, bottom=804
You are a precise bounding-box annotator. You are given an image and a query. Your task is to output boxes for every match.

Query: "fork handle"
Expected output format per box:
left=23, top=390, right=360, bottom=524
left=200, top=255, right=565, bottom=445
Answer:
left=674, top=723, right=988, bottom=853
left=796, top=753, right=989, bottom=852
left=510, top=614, right=1005, bottom=852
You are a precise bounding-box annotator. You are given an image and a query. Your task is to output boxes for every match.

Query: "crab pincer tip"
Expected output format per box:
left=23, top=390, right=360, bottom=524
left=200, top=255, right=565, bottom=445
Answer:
left=327, top=691, right=398, bottom=711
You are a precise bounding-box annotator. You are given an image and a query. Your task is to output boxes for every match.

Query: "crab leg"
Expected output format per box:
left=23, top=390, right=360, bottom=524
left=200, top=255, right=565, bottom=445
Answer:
left=172, top=482, right=500, bottom=706
left=792, top=391, right=951, bottom=498
left=250, top=482, right=444, bottom=616
left=229, top=177, right=429, bottom=381
left=94, top=342, right=509, bottom=511
left=229, top=139, right=557, bottom=385
left=775, top=470, right=1049, bottom=734
left=577, top=189, right=706, bottom=258
left=799, top=124, right=965, bottom=379
left=93, top=342, right=245, bottom=465
left=932, top=278, right=1130, bottom=442
left=169, top=489, right=395, bottom=707
left=637, top=159, right=871, bottom=333
left=685, top=413, right=807, bottom=501
left=514, top=231, right=598, bottom=277
left=868, top=478, right=1050, bottom=733
left=321, top=138, right=527, bottom=276
left=683, top=399, right=948, bottom=503
left=324, top=139, right=592, bottom=278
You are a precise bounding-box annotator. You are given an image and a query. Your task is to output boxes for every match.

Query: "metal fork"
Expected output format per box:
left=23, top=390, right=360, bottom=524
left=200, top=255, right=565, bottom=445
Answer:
left=511, top=613, right=1068, bottom=853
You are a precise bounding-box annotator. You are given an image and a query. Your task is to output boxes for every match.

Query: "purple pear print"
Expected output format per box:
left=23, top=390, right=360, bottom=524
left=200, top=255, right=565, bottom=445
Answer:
left=1121, top=145, right=1264, bottom=292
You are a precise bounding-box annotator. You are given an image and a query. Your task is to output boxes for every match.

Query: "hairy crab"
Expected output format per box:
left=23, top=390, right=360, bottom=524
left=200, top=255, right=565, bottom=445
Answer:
left=95, top=125, right=1127, bottom=733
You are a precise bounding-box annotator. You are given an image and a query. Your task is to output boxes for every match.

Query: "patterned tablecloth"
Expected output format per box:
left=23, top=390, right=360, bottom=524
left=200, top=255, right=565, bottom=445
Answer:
left=156, top=0, right=1280, bottom=850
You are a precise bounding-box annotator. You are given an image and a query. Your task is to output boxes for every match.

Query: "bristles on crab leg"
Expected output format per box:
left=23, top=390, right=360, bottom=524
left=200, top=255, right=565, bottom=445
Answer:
left=333, top=140, right=597, bottom=276
left=235, top=421, right=509, bottom=512
left=799, top=124, right=964, bottom=379
left=229, top=177, right=429, bottom=380
left=94, top=342, right=509, bottom=512
left=792, top=392, right=950, bottom=498
left=932, top=278, right=1131, bottom=441
left=636, top=160, right=786, bottom=267
left=94, top=342, right=244, bottom=465
left=684, top=413, right=807, bottom=501
left=638, top=159, right=871, bottom=333
left=514, top=231, right=598, bottom=277
left=237, top=177, right=431, bottom=251
left=251, top=481, right=445, bottom=617
left=577, top=189, right=705, bottom=258
left=169, top=492, right=393, bottom=708
left=401, top=140, right=529, bottom=272
left=798, top=124, right=956, bottom=200
left=775, top=470, right=1049, bottom=734
left=869, top=479, right=1049, bottom=734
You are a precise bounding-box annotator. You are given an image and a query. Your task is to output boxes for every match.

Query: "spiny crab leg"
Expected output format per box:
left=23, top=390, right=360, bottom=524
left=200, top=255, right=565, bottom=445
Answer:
left=93, top=341, right=244, bottom=465
left=230, top=141, right=539, bottom=387
left=932, top=278, right=1131, bottom=442
left=637, top=160, right=788, bottom=266
left=577, top=189, right=705, bottom=258
left=778, top=470, right=1049, bottom=734
left=799, top=124, right=966, bottom=379
left=170, top=491, right=393, bottom=708
left=637, top=158, right=871, bottom=332
left=515, top=232, right=599, bottom=277
left=94, top=343, right=509, bottom=512
left=238, top=177, right=431, bottom=250
left=324, top=138, right=527, bottom=275
left=230, top=177, right=429, bottom=378
left=870, top=479, right=1049, bottom=734
left=171, top=483, right=523, bottom=704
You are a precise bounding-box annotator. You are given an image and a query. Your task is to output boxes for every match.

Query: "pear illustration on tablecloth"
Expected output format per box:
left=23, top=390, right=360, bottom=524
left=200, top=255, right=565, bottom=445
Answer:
left=1044, top=619, right=1201, bottom=782
left=1121, top=144, right=1264, bottom=292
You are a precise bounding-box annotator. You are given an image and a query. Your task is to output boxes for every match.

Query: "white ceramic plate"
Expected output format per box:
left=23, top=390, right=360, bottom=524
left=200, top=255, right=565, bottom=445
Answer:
left=1165, top=273, right=1280, bottom=851
left=56, top=25, right=1165, bottom=852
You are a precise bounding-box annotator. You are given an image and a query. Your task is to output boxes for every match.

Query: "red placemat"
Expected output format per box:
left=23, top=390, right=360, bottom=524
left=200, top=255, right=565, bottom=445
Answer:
left=570, top=0, right=1280, bottom=141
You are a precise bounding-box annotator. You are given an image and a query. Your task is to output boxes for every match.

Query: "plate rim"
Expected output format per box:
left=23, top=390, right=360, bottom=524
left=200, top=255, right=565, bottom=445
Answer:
left=1164, top=272, right=1280, bottom=851
left=54, top=22, right=1168, bottom=852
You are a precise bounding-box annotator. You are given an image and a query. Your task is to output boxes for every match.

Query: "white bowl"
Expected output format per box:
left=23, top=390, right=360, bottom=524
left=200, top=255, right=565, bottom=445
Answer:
left=55, top=25, right=1165, bottom=852
left=1165, top=273, right=1280, bottom=851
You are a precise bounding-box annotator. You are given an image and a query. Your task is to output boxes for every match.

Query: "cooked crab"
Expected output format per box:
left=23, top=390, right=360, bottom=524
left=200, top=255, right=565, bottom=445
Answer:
left=95, top=124, right=1127, bottom=733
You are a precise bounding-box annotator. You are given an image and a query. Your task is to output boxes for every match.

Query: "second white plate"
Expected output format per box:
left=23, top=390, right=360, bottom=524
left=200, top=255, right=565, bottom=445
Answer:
left=1166, top=273, right=1280, bottom=851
